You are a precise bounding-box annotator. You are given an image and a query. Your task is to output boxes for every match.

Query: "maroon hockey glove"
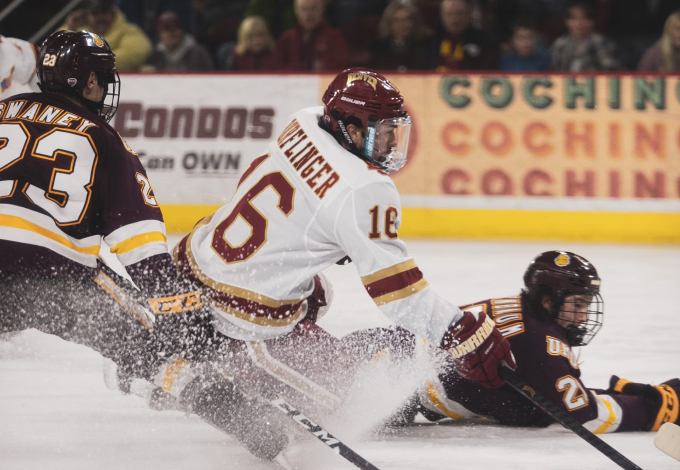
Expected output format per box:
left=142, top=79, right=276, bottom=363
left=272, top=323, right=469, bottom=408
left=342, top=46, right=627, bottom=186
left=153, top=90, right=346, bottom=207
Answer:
left=303, top=274, right=332, bottom=323
left=441, top=310, right=516, bottom=388
left=608, top=376, right=680, bottom=431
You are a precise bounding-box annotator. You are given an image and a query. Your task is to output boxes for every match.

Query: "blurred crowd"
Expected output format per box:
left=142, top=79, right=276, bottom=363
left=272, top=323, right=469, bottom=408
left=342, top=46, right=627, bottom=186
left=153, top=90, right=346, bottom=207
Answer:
left=3, top=0, right=680, bottom=73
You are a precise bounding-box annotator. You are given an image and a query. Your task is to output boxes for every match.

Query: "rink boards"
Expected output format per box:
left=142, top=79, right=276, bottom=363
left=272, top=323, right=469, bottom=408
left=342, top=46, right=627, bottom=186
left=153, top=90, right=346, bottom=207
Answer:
left=114, top=73, right=680, bottom=243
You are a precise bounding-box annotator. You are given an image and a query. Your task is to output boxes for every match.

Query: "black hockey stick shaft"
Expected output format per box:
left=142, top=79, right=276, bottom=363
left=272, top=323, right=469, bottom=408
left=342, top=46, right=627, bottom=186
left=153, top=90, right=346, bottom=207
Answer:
left=98, top=264, right=382, bottom=470
left=270, top=397, right=381, bottom=470
left=499, top=367, right=643, bottom=470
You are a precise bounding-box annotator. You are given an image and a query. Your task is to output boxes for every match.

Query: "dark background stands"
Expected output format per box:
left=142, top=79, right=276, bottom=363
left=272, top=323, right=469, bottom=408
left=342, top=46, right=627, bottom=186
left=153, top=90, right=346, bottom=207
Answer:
left=274, top=0, right=349, bottom=71
left=500, top=20, right=551, bottom=72
left=370, top=0, right=433, bottom=71
left=638, top=11, right=680, bottom=72
left=145, top=11, right=213, bottom=71
left=433, top=0, right=500, bottom=71
left=224, top=15, right=277, bottom=70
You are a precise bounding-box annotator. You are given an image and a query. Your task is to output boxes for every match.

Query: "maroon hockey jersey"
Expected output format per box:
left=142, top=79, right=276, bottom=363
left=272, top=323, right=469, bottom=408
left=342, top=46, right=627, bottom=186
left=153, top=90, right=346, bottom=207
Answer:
left=0, top=92, right=168, bottom=282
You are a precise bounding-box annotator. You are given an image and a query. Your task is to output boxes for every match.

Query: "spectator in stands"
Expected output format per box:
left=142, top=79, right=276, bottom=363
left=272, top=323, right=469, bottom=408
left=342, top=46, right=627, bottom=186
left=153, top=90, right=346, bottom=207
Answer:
left=61, top=0, right=152, bottom=71
left=145, top=12, right=213, bottom=71
left=370, top=0, right=432, bottom=71
left=638, top=11, right=680, bottom=71
left=551, top=2, right=621, bottom=71
left=246, top=0, right=296, bottom=38
left=432, top=0, right=500, bottom=71
left=224, top=16, right=277, bottom=70
left=275, top=0, right=349, bottom=71
left=118, top=0, right=194, bottom=41
left=499, top=20, right=551, bottom=72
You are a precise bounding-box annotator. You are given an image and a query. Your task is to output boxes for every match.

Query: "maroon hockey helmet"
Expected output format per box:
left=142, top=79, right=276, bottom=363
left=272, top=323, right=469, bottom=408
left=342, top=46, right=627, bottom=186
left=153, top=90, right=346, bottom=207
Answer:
left=321, top=68, right=411, bottom=173
left=37, top=30, right=120, bottom=122
left=524, top=251, right=603, bottom=346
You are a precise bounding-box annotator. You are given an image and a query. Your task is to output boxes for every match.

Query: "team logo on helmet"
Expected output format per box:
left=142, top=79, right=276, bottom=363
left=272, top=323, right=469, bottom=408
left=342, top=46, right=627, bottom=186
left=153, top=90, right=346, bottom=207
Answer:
left=554, top=253, right=570, bottom=267
left=91, top=33, right=104, bottom=47
left=67, top=78, right=77, bottom=87
left=347, top=72, right=377, bottom=90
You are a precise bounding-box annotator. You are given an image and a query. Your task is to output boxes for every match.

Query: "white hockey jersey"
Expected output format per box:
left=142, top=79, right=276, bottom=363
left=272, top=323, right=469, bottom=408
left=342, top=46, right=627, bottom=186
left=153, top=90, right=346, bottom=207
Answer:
left=0, top=36, right=39, bottom=100
left=175, top=106, right=463, bottom=341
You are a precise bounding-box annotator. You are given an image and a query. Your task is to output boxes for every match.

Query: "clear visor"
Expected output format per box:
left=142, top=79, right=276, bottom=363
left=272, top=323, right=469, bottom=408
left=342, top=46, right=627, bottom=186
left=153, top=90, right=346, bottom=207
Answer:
left=364, top=115, right=412, bottom=174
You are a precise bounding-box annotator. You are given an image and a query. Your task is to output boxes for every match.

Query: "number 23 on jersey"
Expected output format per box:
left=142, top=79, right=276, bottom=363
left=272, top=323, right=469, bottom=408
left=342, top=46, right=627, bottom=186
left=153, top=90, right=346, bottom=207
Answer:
left=0, top=122, right=98, bottom=225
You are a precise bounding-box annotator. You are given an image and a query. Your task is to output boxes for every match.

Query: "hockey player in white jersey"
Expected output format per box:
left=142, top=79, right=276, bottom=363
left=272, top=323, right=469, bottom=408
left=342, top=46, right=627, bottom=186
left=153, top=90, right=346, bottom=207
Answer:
left=174, top=68, right=516, bottom=406
left=0, top=35, right=39, bottom=100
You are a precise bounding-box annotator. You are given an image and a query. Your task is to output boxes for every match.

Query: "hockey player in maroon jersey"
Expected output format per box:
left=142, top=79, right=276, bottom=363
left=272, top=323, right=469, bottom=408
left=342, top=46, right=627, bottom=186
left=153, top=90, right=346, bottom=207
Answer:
left=0, top=30, right=291, bottom=461
left=349, top=251, right=679, bottom=434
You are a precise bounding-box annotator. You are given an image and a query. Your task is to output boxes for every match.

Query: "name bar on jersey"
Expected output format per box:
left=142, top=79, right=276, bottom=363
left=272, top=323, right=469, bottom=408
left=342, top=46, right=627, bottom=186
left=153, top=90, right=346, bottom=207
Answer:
left=276, top=119, right=340, bottom=199
left=0, top=99, right=97, bottom=133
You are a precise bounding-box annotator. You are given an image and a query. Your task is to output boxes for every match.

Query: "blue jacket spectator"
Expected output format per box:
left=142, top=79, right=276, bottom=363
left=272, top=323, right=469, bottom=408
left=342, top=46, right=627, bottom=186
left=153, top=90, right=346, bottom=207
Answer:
left=500, top=20, right=551, bottom=72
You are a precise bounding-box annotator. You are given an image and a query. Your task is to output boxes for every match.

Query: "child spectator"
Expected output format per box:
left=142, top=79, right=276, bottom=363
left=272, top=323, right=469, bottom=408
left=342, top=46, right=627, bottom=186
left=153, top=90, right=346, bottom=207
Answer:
left=499, top=20, right=551, bottom=72
left=551, top=2, right=621, bottom=71
left=275, top=0, right=349, bottom=70
left=145, top=12, right=213, bottom=71
left=370, top=0, right=432, bottom=71
left=225, top=16, right=277, bottom=70
left=61, top=0, right=152, bottom=71
left=638, top=11, right=680, bottom=72
left=432, top=0, right=500, bottom=71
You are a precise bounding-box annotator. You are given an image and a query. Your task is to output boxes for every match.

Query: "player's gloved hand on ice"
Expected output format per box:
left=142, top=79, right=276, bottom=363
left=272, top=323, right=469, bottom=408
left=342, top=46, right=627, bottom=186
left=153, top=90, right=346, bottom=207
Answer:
left=441, top=310, right=516, bottom=388
left=608, top=376, right=680, bottom=431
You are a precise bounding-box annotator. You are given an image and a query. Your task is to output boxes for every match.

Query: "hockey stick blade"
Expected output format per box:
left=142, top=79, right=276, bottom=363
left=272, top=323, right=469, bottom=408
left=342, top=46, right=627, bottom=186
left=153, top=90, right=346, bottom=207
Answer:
left=655, top=422, right=680, bottom=462
left=499, top=367, right=643, bottom=470
left=270, top=397, right=381, bottom=470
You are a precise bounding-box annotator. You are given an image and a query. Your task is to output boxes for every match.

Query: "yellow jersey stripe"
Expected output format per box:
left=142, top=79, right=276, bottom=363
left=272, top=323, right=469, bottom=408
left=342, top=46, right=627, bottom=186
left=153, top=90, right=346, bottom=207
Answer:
left=110, top=231, right=167, bottom=255
left=361, top=259, right=418, bottom=286
left=0, top=214, right=100, bottom=255
left=613, top=378, right=632, bottom=393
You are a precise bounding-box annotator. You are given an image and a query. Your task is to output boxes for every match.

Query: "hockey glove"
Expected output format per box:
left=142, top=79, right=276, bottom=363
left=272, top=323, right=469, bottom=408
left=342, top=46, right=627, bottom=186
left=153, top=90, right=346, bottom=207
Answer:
left=148, top=291, right=224, bottom=363
left=608, top=376, right=680, bottom=431
left=441, top=310, right=516, bottom=388
left=303, top=273, right=333, bottom=323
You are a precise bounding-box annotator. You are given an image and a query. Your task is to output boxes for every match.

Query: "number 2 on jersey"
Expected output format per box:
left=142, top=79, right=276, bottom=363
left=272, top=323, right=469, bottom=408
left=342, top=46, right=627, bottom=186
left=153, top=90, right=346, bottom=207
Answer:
left=556, top=375, right=589, bottom=411
left=0, top=123, right=98, bottom=225
left=212, top=156, right=295, bottom=263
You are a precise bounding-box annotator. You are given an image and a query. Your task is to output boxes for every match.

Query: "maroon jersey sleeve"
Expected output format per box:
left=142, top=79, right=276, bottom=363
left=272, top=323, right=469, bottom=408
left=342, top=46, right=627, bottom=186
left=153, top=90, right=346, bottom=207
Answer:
left=98, top=128, right=169, bottom=268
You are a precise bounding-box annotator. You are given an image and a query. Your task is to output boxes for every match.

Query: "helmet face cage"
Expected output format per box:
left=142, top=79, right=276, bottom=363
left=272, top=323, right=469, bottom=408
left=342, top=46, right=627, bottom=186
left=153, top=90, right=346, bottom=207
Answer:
left=98, top=69, right=120, bottom=122
left=524, top=251, right=604, bottom=347
left=555, top=291, right=603, bottom=346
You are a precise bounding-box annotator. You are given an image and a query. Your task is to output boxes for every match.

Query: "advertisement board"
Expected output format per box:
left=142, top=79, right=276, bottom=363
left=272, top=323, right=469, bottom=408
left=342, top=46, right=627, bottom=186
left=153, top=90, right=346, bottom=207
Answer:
left=115, top=73, right=680, bottom=242
left=114, top=75, right=319, bottom=206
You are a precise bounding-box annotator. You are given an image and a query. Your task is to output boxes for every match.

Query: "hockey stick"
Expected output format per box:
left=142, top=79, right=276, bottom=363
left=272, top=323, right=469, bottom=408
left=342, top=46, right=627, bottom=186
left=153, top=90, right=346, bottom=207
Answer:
left=499, top=366, right=643, bottom=470
left=270, top=396, right=381, bottom=470
left=97, top=263, right=382, bottom=470
left=655, top=422, right=680, bottom=462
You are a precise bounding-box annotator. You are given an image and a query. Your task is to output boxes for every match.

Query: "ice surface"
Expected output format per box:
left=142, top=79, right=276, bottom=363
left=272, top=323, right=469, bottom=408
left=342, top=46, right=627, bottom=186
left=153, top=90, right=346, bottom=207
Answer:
left=1, top=238, right=678, bottom=469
